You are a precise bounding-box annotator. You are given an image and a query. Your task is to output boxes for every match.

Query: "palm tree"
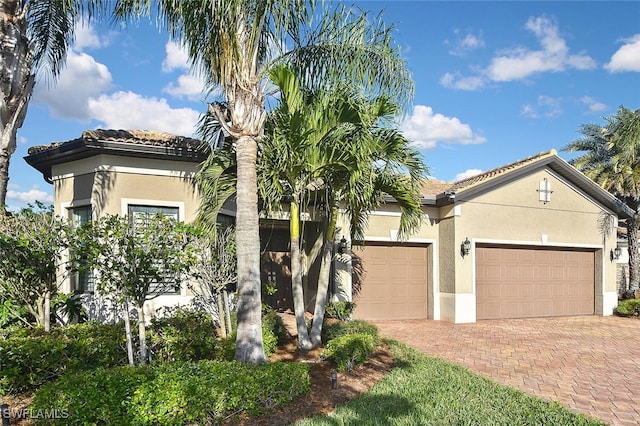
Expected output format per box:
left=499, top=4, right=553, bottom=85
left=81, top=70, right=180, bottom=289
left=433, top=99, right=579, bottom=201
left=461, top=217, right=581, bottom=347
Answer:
left=564, top=106, right=640, bottom=291
left=260, top=65, right=427, bottom=348
left=307, top=99, right=428, bottom=348
left=259, top=64, right=371, bottom=349
left=0, top=0, right=104, bottom=212
left=117, top=1, right=414, bottom=363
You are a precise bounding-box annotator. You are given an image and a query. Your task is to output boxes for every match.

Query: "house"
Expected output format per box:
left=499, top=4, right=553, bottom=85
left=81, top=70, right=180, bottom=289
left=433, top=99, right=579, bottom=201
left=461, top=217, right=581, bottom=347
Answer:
left=25, top=130, right=633, bottom=323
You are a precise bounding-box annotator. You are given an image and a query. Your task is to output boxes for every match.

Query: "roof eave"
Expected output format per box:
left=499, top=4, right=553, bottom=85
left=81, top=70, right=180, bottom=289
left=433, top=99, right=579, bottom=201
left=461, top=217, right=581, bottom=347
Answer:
left=24, top=139, right=209, bottom=182
left=381, top=194, right=437, bottom=206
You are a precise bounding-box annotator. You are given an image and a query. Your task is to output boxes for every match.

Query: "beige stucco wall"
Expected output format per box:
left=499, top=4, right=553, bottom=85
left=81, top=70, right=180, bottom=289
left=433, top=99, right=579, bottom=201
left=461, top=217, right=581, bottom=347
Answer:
left=363, top=206, right=440, bottom=240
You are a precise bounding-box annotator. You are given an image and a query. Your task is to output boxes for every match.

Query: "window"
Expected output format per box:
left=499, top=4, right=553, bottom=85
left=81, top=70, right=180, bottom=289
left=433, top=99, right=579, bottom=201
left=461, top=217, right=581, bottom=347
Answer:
left=216, top=213, right=235, bottom=229
left=70, top=205, right=94, bottom=293
left=128, top=205, right=179, bottom=224
left=128, top=205, right=180, bottom=294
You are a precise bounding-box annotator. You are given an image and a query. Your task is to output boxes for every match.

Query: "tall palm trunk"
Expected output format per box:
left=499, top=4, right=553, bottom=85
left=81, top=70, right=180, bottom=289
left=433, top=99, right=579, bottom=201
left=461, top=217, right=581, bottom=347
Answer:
left=310, top=204, right=338, bottom=347
left=290, top=199, right=311, bottom=349
left=0, top=0, right=35, bottom=210
left=234, top=135, right=266, bottom=363
left=627, top=214, right=640, bottom=291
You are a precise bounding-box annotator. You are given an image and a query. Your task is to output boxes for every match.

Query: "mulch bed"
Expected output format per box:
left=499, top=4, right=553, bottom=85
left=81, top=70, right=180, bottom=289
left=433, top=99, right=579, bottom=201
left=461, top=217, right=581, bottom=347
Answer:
left=223, top=341, right=395, bottom=425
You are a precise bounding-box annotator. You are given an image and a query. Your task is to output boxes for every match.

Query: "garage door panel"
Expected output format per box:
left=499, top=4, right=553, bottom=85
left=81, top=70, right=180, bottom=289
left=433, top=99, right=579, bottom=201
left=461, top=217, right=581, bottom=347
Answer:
left=477, top=246, right=594, bottom=320
left=354, top=244, right=428, bottom=320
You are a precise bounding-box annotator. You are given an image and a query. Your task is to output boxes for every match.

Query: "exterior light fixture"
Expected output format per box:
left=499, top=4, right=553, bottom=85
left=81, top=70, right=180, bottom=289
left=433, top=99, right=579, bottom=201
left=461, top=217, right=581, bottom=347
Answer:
left=611, top=246, right=622, bottom=261
left=461, top=237, right=471, bottom=257
left=331, top=369, right=338, bottom=389
left=338, top=236, right=348, bottom=254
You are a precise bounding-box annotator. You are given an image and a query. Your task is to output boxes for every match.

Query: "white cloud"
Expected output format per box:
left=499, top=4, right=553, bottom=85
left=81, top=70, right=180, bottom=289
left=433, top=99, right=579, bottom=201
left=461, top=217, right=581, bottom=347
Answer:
left=160, top=41, right=208, bottom=101
left=440, top=72, right=486, bottom=91
left=605, top=34, right=640, bottom=73
left=441, top=16, right=596, bottom=91
left=400, top=105, right=486, bottom=149
left=88, top=91, right=200, bottom=136
left=448, top=30, right=485, bottom=56
left=579, top=96, right=607, bottom=114
left=163, top=73, right=206, bottom=101
left=162, top=41, right=190, bottom=72
left=521, top=95, right=563, bottom=119
left=7, top=185, right=54, bottom=204
left=33, top=50, right=112, bottom=121
left=454, top=169, right=483, bottom=181
left=73, top=21, right=110, bottom=52
left=488, top=17, right=595, bottom=81
left=33, top=45, right=200, bottom=136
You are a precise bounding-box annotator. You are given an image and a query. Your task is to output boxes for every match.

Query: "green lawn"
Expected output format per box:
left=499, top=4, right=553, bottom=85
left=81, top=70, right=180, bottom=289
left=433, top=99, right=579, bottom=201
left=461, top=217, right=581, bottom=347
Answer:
left=295, top=340, right=603, bottom=426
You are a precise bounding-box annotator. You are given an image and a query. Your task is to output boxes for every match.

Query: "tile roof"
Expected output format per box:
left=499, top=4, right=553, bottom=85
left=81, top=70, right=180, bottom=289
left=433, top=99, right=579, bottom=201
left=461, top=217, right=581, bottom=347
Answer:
left=420, top=150, right=557, bottom=197
left=27, top=129, right=202, bottom=155
left=422, top=179, right=453, bottom=196
left=447, top=149, right=557, bottom=194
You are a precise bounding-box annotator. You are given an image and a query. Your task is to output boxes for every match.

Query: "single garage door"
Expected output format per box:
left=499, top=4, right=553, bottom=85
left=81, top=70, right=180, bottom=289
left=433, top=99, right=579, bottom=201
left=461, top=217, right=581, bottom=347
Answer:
left=476, top=246, right=595, bottom=320
left=352, top=243, right=428, bottom=320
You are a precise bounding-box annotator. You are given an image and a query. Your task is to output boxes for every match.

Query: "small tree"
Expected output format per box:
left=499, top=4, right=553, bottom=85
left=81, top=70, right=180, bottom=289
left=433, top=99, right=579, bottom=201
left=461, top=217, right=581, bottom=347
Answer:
left=72, top=214, right=199, bottom=365
left=189, top=226, right=237, bottom=338
left=0, top=203, right=69, bottom=331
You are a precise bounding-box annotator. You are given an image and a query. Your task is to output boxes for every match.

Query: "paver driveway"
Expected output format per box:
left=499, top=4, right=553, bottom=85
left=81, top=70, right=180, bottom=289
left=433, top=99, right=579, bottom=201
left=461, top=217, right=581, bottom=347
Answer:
left=372, top=316, right=640, bottom=426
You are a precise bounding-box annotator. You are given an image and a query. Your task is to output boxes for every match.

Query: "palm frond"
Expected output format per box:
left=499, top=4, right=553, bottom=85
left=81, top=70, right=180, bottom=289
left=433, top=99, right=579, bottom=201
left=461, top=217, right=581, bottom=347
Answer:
left=27, top=0, right=106, bottom=80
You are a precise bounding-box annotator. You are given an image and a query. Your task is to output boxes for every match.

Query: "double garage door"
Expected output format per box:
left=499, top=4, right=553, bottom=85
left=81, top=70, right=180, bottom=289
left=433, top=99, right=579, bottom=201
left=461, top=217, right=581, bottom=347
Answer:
left=352, top=243, right=429, bottom=320
left=352, top=243, right=595, bottom=321
left=476, top=245, right=595, bottom=320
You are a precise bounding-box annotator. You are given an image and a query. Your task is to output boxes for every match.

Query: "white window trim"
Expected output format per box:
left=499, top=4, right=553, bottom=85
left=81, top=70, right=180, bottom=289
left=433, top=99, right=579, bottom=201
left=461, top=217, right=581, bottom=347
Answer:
left=120, top=198, right=185, bottom=221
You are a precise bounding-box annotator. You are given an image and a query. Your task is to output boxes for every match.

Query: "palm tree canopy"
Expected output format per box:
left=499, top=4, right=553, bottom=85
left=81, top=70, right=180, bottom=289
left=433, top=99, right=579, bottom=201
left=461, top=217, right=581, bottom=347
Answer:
left=565, top=106, right=640, bottom=205
left=115, top=0, right=413, bottom=135
left=24, top=0, right=105, bottom=79
left=259, top=64, right=427, bottom=240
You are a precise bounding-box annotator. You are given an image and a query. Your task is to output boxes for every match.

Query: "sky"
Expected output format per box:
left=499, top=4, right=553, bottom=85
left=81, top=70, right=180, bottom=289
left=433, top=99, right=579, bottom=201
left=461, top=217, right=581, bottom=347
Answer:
left=7, top=1, right=640, bottom=211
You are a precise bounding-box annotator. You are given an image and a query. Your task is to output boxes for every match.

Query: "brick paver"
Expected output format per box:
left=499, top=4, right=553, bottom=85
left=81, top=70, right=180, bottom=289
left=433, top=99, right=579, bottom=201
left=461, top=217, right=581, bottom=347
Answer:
left=372, top=316, right=640, bottom=425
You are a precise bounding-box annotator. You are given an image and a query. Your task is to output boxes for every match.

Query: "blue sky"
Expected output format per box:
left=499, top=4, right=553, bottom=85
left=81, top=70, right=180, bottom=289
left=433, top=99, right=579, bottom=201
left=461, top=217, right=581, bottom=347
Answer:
left=7, top=1, right=640, bottom=210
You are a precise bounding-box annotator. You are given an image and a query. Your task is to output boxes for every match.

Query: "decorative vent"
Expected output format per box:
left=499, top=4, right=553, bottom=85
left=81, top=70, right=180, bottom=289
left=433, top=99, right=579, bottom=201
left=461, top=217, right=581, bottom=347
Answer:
left=538, top=178, right=552, bottom=204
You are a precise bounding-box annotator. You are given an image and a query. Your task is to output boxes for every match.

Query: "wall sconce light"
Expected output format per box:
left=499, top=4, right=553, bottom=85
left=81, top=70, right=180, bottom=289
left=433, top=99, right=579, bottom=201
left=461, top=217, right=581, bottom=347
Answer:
left=461, top=237, right=471, bottom=257
left=610, top=246, right=622, bottom=261
left=338, top=236, right=348, bottom=254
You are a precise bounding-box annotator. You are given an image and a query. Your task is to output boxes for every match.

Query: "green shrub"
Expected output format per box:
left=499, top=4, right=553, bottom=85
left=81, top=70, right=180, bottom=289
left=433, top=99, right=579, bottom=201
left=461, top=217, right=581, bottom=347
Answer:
left=322, top=333, right=376, bottom=371
left=215, top=335, right=237, bottom=361
left=321, top=318, right=380, bottom=346
left=616, top=299, right=640, bottom=316
left=0, top=322, right=127, bottom=395
left=0, top=324, right=33, bottom=339
left=148, top=309, right=218, bottom=362
left=31, top=360, right=310, bottom=425
left=261, top=307, right=289, bottom=346
left=324, top=301, right=356, bottom=320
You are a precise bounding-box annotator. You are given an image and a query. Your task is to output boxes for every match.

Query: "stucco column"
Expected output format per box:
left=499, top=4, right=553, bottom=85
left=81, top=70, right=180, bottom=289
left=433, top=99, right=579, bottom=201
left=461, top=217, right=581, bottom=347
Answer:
left=332, top=209, right=352, bottom=303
